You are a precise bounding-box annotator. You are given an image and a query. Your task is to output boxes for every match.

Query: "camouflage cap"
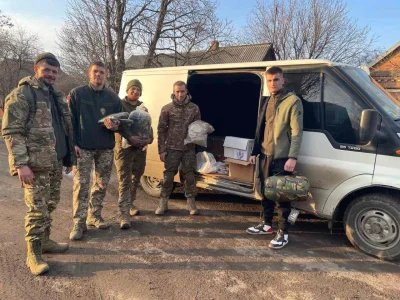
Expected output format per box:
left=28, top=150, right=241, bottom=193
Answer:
left=34, top=52, right=60, bottom=67
left=126, top=79, right=142, bottom=94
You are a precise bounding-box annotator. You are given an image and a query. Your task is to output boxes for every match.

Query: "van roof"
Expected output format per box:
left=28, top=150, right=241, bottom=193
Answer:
left=122, top=59, right=350, bottom=75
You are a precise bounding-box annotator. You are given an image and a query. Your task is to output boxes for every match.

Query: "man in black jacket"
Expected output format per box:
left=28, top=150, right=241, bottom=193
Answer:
left=68, top=61, right=121, bottom=240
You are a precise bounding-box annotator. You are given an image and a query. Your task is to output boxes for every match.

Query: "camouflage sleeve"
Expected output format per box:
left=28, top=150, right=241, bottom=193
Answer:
left=68, top=90, right=79, bottom=146
left=157, top=106, right=169, bottom=154
left=1, top=91, right=30, bottom=168
left=194, top=105, right=201, bottom=122
left=288, top=99, right=304, bottom=159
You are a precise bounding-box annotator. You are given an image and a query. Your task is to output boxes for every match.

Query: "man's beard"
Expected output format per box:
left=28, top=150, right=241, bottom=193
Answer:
left=41, top=77, right=55, bottom=86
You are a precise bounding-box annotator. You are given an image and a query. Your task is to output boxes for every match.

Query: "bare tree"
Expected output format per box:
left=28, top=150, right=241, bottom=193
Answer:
left=57, top=0, right=233, bottom=90
left=57, top=0, right=153, bottom=91
left=0, top=26, right=42, bottom=107
left=242, top=0, right=376, bottom=65
left=0, top=10, right=13, bottom=28
left=138, top=0, right=234, bottom=68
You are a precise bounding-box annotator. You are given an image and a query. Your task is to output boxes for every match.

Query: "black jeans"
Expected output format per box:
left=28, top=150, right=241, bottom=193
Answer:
left=260, top=155, right=292, bottom=233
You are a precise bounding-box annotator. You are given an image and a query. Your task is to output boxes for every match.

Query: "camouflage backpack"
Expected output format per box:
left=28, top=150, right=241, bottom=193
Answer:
left=264, top=175, right=310, bottom=202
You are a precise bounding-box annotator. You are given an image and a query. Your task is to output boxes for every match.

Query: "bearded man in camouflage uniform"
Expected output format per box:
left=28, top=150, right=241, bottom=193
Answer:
left=2, top=53, right=75, bottom=276
left=114, top=79, right=153, bottom=229
left=68, top=61, right=123, bottom=240
left=156, top=81, right=201, bottom=215
left=247, top=67, right=303, bottom=250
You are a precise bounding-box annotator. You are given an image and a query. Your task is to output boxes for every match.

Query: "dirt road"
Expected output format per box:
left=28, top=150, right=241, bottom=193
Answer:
left=0, top=141, right=399, bottom=300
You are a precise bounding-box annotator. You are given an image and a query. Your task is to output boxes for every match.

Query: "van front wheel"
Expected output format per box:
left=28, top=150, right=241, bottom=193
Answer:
left=344, top=194, right=400, bottom=261
left=140, top=176, right=162, bottom=198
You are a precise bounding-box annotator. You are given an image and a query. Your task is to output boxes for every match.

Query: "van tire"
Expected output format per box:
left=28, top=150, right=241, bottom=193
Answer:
left=344, top=193, right=400, bottom=261
left=140, top=176, right=162, bottom=198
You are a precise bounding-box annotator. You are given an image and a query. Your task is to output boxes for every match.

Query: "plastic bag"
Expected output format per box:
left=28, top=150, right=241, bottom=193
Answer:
left=98, top=112, right=130, bottom=125
left=215, top=162, right=229, bottom=175
left=129, top=106, right=152, bottom=139
left=184, top=120, right=214, bottom=147
left=121, top=105, right=152, bottom=149
left=196, top=152, right=219, bottom=174
left=121, top=137, right=131, bottom=149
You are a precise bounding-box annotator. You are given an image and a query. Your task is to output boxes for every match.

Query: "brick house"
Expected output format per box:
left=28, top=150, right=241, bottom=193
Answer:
left=369, top=41, right=400, bottom=101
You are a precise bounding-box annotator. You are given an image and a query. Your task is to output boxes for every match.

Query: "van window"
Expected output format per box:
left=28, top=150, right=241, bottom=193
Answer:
left=324, top=76, right=367, bottom=145
left=284, top=72, right=321, bottom=130
left=340, top=67, right=400, bottom=120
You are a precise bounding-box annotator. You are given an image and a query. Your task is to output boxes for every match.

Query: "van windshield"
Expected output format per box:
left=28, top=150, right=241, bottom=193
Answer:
left=340, top=67, right=400, bottom=120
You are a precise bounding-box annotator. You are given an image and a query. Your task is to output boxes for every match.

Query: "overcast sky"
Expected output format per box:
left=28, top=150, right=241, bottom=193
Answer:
left=1, top=0, right=399, bottom=55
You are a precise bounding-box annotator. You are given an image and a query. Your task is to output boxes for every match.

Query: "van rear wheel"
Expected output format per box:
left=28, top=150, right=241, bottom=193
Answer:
left=344, top=193, right=400, bottom=261
left=140, top=176, right=161, bottom=198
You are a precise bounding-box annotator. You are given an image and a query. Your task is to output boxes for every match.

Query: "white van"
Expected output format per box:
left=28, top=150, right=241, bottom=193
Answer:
left=119, top=60, right=400, bottom=261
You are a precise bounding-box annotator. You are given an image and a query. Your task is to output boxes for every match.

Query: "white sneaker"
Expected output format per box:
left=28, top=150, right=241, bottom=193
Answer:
left=268, top=230, right=289, bottom=249
left=246, top=222, right=273, bottom=235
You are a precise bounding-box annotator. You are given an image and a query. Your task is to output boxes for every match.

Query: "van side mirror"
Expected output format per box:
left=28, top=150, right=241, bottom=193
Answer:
left=360, top=109, right=381, bottom=143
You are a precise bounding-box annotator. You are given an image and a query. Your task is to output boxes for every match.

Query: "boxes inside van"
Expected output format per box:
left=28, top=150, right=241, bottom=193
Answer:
left=186, top=72, right=261, bottom=183
left=223, top=136, right=254, bottom=161
left=225, top=158, right=254, bottom=182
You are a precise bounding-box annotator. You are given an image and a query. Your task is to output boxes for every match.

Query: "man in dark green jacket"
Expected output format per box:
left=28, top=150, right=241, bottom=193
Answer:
left=68, top=61, right=122, bottom=240
left=114, top=79, right=153, bottom=229
left=247, top=66, right=303, bottom=250
left=2, top=53, right=75, bottom=275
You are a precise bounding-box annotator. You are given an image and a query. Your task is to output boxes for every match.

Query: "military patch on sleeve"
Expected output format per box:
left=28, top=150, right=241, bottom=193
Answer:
left=100, top=108, right=106, bottom=116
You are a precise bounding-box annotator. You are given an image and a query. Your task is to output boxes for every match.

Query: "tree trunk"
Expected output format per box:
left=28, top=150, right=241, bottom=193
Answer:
left=143, top=0, right=170, bottom=68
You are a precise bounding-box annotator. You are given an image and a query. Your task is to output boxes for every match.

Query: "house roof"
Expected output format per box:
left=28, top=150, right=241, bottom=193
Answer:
left=368, top=41, right=400, bottom=69
left=126, top=43, right=275, bottom=69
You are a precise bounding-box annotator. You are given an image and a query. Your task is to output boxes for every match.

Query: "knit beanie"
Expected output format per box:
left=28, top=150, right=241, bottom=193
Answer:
left=126, top=79, right=143, bottom=95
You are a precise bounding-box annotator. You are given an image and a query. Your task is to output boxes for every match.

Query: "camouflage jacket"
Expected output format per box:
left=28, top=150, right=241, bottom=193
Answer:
left=1, top=76, right=75, bottom=176
left=157, top=94, right=201, bottom=154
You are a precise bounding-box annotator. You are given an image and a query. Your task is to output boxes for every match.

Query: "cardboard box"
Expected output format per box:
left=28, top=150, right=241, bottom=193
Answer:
left=223, top=136, right=254, bottom=161
left=225, top=158, right=254, bottom=183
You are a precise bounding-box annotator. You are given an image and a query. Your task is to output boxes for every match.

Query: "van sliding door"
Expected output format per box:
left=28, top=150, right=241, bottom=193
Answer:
left=187, top=70, right=264, bottom=195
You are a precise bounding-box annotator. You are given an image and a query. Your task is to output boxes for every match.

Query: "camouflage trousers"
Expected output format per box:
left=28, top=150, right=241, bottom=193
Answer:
left=24, top=160, right=63, bottom=242
left=160, top=149, right=197, bottom=199
left=114, top=146, right=146, bottom=217
left=72, top=149, right=113, bottom=225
